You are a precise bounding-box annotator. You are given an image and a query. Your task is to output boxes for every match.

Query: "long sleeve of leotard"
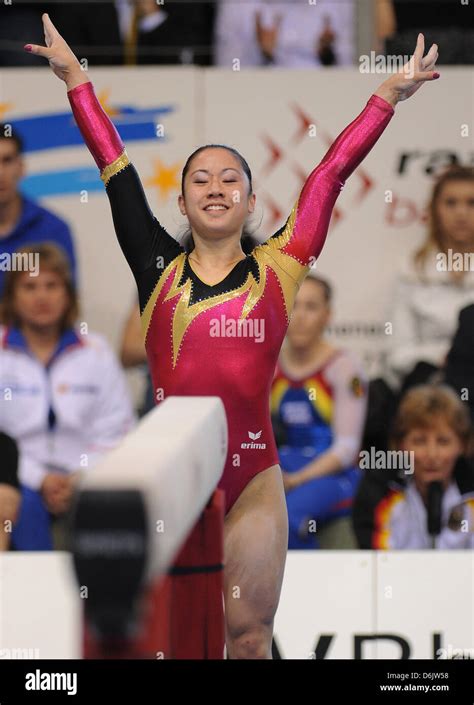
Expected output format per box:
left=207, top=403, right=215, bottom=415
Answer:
left=261, top=94, right=395, bottom=283
left=67, top=81, right=182, bottom=283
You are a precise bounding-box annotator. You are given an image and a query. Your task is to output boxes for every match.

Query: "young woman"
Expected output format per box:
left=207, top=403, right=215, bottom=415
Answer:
left=0, top=243, right=135, bottom=550
left=25, top=14, right=439, bottom=658
left=387, top=165, right=474, bottom=391
left=353, top=385, right=474, bottom=550
left=271, top=273, right=367, bottom=548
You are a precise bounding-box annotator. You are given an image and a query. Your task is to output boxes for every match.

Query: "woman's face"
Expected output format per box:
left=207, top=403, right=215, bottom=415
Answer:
left=435, top=180, right=474, bottom=247
left=401, top=416, right=464, bottom=490
left=13, top=269, right=69, bottom=331
left=178, top=148, right=255, bottom=243
left=286, top=278, right=331, bottom=349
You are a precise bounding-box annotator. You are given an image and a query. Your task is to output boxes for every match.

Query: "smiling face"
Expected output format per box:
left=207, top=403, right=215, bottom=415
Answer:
left=178, top=147, right=256, bottom=244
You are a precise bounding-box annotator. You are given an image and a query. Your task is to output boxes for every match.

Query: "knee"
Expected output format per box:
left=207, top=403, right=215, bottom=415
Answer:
left=226, top=623, right=273, bottom=660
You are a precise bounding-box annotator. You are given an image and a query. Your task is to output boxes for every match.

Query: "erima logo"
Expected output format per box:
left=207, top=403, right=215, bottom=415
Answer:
left=241, top=430, right=266, bottom=449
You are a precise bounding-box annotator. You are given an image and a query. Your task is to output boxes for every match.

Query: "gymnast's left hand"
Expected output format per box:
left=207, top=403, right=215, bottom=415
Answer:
left=375, top=33, right=439, bottom=106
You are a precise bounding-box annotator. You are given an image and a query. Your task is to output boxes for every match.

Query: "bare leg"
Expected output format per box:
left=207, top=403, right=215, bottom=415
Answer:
left=223, top=464, right=288, bottom=659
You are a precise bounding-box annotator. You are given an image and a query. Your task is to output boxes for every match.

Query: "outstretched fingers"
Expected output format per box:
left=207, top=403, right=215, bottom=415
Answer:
left=42, top=11, right=58, bottom=31
left=421, top=44, right=438, bottom=72
left=42, top=12, right=60, bottom=46
left=413, top=32, right=425, bottom=69
left=413, top=69, right=440, bottom=82
left=24, top=12, right=62, bottom=58
left=23, top=42, right=50, bottom=58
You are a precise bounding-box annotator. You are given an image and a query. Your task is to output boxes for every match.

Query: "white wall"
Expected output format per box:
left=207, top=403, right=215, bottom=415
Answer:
left=0, top=551, right=472, bottom=659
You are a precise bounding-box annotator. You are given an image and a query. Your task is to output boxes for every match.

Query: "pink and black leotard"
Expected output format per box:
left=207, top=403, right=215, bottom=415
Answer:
left=68, top=82, right=394, bottom=514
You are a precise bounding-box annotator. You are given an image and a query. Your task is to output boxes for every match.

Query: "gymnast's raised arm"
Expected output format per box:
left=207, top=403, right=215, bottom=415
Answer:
left=24, top=12, right=163, bottom=277
left=260, top=34, right=439, bottom=281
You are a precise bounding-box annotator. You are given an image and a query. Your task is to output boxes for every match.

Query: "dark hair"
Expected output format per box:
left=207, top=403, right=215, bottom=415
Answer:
left=181, top=143, right=253, bottom=195
left=0, top=123, right=23, bottom=155
left=180, top=144, right=256, bottom=253
left=304, top=271, right=333, bottom=303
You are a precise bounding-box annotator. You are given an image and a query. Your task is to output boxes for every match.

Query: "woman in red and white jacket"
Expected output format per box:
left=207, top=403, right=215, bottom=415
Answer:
left=353, top=385, right=474, bottom=550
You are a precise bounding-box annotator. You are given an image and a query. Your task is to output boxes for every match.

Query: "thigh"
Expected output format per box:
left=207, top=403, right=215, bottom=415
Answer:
left=223, top=464, right=288, bottom=635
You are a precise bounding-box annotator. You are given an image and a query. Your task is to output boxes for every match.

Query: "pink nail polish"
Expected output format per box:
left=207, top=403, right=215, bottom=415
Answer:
left=24, top=44, right=32, bottom=52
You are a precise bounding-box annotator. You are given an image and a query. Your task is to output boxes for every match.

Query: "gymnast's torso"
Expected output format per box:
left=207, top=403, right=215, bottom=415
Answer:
left=106, top=164, right=319, bottom=512
left=68, top=81, right=394, bottom=513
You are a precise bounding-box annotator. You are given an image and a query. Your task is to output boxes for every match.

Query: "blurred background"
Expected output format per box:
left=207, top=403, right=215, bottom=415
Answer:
left=0, top=0, right=473, bottom=660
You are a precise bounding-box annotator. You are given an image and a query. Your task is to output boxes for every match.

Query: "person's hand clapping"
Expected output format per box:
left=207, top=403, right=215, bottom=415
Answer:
left=255, top=11, right=282, bottom=62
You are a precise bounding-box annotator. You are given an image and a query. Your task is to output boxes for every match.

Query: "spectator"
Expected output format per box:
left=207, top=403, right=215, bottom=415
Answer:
left=214, top=0, right=265, bottom=68
left=51, top=1, right=215, bottom=66
left=386, top=166, right=474, bottom=392
left=0, top=431, right=21, bottom=551
left=0, top=124, right=77, bottom=297
left=256, top=0, right=355, bottom=67
left=353, top=385, right=474, bottom=549
left=444, top=304, right=474, bottom=423
left=383, top=0, right=474, bottom=65
left=215, top=0, right=355, bottom=68
left=271, top=272, right=367, bottom=549
left=0, top=244, right=135, bottom=550
left=374, top=0, right=396, bottom=53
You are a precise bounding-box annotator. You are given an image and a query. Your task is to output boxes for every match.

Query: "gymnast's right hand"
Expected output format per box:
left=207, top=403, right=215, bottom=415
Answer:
left=23, top=12, right=89, bottom=90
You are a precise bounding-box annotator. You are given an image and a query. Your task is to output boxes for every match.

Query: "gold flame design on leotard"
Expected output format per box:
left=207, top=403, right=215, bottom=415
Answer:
left=141, top=200, right=308, bottom=367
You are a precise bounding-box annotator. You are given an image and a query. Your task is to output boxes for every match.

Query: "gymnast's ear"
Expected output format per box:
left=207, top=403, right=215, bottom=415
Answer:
left=178, top=193, right=187, bottom=216
left=247, top=192, right=256, bottom=214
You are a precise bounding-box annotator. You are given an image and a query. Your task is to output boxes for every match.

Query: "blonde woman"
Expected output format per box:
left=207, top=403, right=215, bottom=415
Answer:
left=387, top=166, right=474, bottom=391
left=353, top=385, right=474, bottom=550
left=0, top=243, right=134, bottom=549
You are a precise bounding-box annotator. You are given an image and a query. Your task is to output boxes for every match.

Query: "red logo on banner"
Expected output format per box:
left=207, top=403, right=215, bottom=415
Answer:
left=256, top=103, right=374, bottom=231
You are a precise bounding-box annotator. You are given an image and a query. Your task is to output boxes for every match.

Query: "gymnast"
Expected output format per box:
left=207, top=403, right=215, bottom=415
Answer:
left=25, top=14, right=439, bottom=658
